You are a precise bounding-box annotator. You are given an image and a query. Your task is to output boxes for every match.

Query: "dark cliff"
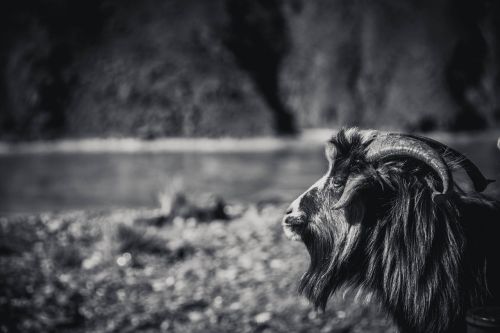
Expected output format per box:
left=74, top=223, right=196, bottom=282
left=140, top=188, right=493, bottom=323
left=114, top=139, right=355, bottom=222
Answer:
left=1, top=0, right=499, bottom=140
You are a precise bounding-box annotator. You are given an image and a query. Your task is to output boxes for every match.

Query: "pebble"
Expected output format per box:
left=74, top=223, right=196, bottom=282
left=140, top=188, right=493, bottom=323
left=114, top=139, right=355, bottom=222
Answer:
left=254, top=312, right=272, bottom=324
left=116, top=252, right=132, bottom=267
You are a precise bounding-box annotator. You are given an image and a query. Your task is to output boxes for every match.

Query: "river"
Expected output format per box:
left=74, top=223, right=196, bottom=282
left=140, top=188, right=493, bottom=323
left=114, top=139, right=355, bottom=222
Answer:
left=0, top=132, right=499, bottom=213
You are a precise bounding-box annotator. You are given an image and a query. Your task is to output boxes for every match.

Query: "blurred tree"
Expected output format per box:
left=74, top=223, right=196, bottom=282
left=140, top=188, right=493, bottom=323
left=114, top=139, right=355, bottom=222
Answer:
left=0, top=0, right=499, bottom=139
left=224, top=0, right=297, bottom=135
left=0, top=0, right=110, bottom=139
left=446, top=0, right=488, bottom=130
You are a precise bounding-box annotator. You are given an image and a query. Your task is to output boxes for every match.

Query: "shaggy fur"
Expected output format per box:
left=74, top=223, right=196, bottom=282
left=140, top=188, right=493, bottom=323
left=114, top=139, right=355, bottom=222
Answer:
left=285, top=128, right=500, bottom=333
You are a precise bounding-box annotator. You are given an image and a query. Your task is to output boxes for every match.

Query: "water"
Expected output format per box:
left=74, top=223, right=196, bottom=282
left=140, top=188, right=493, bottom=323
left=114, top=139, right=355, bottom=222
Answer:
left=0, top=134, right=499, bottom=213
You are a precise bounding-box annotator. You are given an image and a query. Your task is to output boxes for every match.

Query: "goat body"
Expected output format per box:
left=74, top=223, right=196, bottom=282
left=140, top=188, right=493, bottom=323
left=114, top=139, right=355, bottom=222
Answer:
left=282, top=128, right=500, bottom=333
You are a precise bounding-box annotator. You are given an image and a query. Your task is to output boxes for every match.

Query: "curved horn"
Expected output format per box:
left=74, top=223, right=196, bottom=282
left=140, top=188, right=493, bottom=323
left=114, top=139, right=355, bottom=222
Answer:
left=405, top=134, right=495, bottom=192
left=365, top=133, right=453, bottom=200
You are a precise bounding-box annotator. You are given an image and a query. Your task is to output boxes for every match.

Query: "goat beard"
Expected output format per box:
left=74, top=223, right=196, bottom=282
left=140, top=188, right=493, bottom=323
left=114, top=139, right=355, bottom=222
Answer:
left=299, top=227, right=340, bottom=311
left=298, top=207, right=364, bottom=310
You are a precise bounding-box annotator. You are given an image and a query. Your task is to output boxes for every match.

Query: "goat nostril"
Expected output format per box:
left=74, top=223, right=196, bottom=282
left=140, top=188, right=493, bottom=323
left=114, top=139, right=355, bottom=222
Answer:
left=284, top=216, right=305, bottom=227
left=285, top=207, right=293, bottom=215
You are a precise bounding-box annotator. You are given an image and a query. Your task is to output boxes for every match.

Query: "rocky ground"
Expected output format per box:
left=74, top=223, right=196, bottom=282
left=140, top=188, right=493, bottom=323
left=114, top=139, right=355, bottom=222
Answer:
left=0, top=195, right=396, bottom=333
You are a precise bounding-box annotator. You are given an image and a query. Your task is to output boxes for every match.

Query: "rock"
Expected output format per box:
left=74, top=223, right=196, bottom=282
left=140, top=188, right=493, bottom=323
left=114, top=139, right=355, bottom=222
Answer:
left=169, top=193, right=230, bottom=223
left=133, top=215, right=171, bottom=227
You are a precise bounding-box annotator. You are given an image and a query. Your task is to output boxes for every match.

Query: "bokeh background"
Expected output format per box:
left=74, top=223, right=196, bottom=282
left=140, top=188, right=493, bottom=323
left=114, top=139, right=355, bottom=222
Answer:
left=1, top=1, right=500, bottom=332
left=1, top=0, right=500, bottom=140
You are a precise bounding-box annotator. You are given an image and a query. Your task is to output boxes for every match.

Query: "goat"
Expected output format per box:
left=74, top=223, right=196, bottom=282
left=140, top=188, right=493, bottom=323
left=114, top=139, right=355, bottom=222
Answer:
left=282, top=128, right=500, bottom=333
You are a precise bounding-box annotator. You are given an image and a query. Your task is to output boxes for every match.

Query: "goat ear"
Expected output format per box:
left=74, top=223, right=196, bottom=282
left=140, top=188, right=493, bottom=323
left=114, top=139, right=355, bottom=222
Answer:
left=332, top=174, right=371, bottom=210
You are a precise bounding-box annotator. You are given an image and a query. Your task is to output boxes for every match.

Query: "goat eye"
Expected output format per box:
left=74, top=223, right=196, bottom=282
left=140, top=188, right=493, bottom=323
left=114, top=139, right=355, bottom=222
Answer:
left=332, top=179, right=344, bottom=190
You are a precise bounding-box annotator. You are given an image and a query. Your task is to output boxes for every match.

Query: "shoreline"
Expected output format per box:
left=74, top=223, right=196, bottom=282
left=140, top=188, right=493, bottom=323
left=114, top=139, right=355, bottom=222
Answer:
left=0, top=129, right=499, bottom=155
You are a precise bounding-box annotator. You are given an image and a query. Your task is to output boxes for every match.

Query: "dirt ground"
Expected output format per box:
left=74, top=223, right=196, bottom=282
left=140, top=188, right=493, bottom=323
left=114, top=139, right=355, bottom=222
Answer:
left=0, top=203, right=396, bottom=333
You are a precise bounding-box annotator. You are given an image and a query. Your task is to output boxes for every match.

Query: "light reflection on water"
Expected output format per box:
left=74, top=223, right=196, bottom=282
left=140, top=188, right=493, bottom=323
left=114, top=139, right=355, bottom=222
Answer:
left=0, top=135, right=498, bottom=213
